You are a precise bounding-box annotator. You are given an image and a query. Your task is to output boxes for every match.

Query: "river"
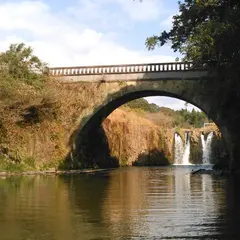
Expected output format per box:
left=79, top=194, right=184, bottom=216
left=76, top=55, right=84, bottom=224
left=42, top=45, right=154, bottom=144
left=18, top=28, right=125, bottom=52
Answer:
left=0, top=166, right=240, bottom=239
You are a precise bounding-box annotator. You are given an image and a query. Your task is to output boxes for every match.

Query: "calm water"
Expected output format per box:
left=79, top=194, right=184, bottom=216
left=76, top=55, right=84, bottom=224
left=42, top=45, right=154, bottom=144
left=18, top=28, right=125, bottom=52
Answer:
left=0, top=166, right=240, bottom=240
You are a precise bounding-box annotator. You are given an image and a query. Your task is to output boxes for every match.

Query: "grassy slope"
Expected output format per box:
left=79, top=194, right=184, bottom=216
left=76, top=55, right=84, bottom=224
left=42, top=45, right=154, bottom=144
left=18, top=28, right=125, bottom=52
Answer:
left=0, top=79, right=97, bottom=171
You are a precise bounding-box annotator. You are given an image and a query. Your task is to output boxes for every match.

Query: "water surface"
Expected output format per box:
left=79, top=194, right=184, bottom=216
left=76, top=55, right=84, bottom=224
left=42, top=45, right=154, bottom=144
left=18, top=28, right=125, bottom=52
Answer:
left=0, top=166, right=240, bottom=239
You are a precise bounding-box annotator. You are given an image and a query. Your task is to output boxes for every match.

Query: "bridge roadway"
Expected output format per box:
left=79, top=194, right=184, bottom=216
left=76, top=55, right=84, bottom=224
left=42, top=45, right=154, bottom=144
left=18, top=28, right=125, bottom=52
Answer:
left=48, top=62, right=210, bottom=82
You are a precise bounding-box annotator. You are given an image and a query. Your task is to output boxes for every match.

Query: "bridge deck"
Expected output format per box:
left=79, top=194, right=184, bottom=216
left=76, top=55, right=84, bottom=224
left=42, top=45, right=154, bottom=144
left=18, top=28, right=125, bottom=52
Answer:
left=48, top=62, right=210, bottom=77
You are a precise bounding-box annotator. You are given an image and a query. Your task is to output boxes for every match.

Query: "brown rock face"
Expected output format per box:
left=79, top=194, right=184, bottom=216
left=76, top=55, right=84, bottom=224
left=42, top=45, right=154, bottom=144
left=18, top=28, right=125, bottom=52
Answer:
left=102, top=109, right=174, bottom=166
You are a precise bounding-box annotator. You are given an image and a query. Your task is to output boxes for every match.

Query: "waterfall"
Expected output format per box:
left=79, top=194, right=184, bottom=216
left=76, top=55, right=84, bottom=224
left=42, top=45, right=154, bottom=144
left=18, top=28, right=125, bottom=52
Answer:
left=201, top=132, right=214, bottom=164
left=182, top=132, right=190, bottom=165
left=174, top=133, right=184, bottom=164
left=174, top=132, right=191, bottom=165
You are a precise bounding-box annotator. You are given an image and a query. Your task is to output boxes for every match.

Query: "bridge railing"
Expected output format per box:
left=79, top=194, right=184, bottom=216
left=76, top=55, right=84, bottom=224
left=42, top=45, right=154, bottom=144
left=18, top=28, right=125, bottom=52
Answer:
left=48, top=62, right=210, bottom=76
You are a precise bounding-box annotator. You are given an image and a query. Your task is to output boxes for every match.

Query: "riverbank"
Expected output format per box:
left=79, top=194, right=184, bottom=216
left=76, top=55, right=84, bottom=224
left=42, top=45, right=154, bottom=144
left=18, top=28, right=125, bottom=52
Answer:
left=0, top=168, right=114, bottom=177
left=0, top=164, right=234, bottom=178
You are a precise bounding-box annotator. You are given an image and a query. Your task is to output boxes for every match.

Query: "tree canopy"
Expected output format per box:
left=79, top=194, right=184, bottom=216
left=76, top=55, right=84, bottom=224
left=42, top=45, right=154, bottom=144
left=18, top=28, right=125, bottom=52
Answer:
left=146, top=0, right=240, bottom=64
left=124, top=98, right=160, bottom=113
left=0, top=43, right=47, bottom=100
left=124, top=98, right=209, bottom=128
left=176, top=108, right=209, bottom=128
left=0, top=43, right=47, bottom=84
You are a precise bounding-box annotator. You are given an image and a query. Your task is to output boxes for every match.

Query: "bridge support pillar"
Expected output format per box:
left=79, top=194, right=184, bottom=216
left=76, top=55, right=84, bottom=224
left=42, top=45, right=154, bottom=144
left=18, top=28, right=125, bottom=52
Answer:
left=229, top=143, right=240, bottom=172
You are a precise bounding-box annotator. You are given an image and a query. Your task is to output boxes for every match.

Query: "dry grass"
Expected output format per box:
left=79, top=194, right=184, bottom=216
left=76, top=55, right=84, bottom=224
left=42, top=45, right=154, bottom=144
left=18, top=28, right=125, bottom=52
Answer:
left=0, top=77, right=102, bottom=170
left=103, top=108, right=174, bottom=165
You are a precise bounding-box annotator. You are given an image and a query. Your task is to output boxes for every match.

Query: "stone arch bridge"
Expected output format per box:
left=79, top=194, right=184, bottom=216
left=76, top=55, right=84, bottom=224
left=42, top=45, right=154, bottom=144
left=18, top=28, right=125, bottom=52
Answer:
left=49, top=62, right=238, bottom=170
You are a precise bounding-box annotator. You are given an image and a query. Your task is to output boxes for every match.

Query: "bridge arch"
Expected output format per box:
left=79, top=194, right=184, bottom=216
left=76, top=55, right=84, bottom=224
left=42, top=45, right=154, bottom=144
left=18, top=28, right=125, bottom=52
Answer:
left=65, top=79, right=227, bottom=169
left=80, top=89, right=213, bottom=136
left=49, top=62, right=237, bottom=170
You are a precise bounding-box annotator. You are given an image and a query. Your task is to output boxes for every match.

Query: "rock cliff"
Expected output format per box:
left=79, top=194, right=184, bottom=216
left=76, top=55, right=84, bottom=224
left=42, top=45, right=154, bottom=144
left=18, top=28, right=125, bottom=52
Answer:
left=103, top=108, right=173, bottom=166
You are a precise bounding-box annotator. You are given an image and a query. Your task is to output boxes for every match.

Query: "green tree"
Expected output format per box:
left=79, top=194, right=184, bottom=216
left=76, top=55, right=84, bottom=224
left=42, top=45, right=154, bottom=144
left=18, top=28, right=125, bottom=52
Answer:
left=0, top=43, right=47, bottom=86
left=124, top=98, right=160, bottom=113
left=176, top=108, right=209, bottom=128
left=145, top=0, right=240, bottom=136
left=190, top=109, right=198, bottom=127
left=146, top=0, right=240, bottom=64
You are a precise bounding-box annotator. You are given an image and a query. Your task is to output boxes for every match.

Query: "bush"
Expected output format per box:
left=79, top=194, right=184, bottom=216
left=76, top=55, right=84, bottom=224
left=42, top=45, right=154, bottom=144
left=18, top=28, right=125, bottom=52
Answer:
left=176, top=108, right=210, bottom=128
left=0, top=43, right=47, bottom=102
left=124, top=98, right=160, bottom=113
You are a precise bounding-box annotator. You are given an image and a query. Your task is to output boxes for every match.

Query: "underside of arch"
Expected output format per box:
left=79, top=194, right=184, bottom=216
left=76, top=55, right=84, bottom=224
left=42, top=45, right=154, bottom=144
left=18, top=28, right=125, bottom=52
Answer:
left=80, top=89, right=213, bottom=136
left=64, top=81, right=232, bottom=170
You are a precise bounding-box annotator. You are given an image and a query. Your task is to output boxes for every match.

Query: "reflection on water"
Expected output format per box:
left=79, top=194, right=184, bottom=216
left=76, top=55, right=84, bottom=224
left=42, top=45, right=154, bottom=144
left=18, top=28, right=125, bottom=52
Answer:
left=0, top=167, right=240, bottom=239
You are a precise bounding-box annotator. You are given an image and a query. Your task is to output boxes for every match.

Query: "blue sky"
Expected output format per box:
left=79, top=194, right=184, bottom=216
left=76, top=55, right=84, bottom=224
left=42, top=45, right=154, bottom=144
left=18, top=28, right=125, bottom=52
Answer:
left=0, top=0, right=199, bottom=111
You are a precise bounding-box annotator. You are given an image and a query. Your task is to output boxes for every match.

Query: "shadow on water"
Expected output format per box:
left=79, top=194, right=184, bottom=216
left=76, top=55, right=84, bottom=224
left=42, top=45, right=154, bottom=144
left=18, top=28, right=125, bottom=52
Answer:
left=0, top=173, right=113, bottom=240
left=222, top=174, right=240, bottom=239
left=59, top=172, right=111, bottom=222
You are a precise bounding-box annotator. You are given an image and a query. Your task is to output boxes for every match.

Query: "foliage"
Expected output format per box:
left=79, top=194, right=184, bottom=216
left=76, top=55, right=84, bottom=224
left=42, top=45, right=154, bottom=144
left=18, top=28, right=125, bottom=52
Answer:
left=176, top=108, right=210, bottom=128
left=124, top=98, right=160, bottom=113
left=124, top=98, right=209, bottom=128
left=0, top=43, right=47, bottom=99
left=0, top=43, right=46, bottom=80
left=0, top=155, right=37, bottom=172
left=146, top=0, right=240, bottom=64
left=145, top=0, right=240, bottom=136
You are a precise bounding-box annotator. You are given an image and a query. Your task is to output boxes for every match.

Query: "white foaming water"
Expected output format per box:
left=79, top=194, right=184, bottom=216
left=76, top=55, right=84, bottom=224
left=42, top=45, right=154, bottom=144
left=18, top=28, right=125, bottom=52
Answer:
left=174, top=132, right=191, bottom=165
left=201, top=132, right=214, bottom=164
left=182, top=132, right=191, bottom=165
left=174, top=133, right=184, bottom=164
